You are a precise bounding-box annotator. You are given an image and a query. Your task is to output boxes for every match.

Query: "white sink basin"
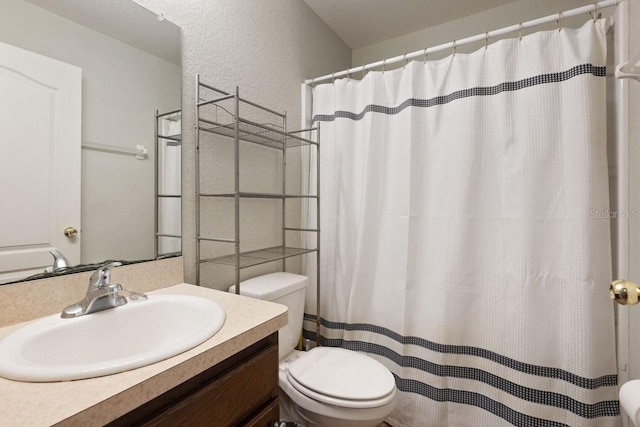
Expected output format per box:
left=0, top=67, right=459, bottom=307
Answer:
left=0, top=294, right=226, bottom=382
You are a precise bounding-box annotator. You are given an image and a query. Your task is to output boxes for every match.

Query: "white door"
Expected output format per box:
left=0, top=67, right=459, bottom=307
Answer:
left=0, top=41, right=81, bottom=283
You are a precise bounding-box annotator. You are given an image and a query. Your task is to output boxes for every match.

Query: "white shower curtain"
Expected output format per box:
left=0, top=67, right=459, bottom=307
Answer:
left=305, top=20, right=618, bottom=426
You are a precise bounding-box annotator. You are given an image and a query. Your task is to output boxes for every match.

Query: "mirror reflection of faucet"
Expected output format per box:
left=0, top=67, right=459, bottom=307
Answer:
left=61, top=262, right=147, bottom=318
left=44, top=249, right=72, bottom=273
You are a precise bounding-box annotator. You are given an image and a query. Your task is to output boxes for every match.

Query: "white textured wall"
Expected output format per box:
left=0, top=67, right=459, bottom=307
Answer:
left=132, top=0, right=351, bottom=289
left=0, top=0, right=181, bottom=265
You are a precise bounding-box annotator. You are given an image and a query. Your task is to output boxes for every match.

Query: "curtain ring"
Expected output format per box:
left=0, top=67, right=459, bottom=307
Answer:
left=331, top=72, right=335, bottom=83
left=361, top=64, right=366, bottom=80
left=593, top=1, right=599, bottom=22
left=452, top=40, right=457, bottom=56
left=485, top=31, right=489, bottom=49
left=382, top=58, right=386, bottom=74
left=403, top=53, right=408, bottom=68
left=346, top=67, right=351, bottom=80
left=519, top=23, right=523, bottom=41
left=423, top=47, right=428, bottom=62
left=557, top=11, right=562, bottom=32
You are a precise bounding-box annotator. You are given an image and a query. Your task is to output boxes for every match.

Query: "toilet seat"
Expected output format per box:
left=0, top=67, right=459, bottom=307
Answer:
left=286, top=347, right=396, bottom=409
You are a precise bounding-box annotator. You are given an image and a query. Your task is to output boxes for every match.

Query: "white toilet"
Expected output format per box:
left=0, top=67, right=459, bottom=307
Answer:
left=230, top=272, right=396, bottom=427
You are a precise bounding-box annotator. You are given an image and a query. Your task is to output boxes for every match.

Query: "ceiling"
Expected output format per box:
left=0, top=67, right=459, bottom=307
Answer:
left=303, top=0, right=523, bottom=49
left=23, top=0, right=181, bottom=65
left=23, top=0, right=525, bottom=63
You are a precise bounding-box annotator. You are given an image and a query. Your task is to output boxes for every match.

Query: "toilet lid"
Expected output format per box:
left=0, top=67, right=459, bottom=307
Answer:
left=287, top=347, right=395, bottom=405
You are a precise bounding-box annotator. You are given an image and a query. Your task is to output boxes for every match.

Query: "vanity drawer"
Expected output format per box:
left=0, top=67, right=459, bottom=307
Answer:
left=109, top=333, right=279, bottom=427
left=243, top=399, right=280, bottom=427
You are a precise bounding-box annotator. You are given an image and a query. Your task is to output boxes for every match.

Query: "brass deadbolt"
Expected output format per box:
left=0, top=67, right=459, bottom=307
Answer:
left=63, top=227, right=78, bottom=238
left=609, top=279, right=640, bottom=305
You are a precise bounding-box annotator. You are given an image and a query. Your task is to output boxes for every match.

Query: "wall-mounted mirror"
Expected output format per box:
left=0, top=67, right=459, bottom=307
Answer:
left=0, top=0, right=182, bottom=284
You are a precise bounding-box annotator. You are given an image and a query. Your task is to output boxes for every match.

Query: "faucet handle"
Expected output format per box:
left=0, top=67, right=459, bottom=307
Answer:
left=89, top=262, right=122, bottom=290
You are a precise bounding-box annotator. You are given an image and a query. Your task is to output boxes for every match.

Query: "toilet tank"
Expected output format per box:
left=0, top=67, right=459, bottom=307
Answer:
left=229, top=272, right=308, bottom=359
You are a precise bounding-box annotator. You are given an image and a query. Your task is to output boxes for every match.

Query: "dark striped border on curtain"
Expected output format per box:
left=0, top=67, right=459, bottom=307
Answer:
left=311, top=64, right=606, bottom=123
left=302, top=314, right=619, bottom=424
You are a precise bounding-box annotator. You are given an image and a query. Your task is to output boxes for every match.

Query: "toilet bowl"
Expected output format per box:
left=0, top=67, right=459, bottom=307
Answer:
left=279, top=348, right=396, bottom=427
left=230, top=272, right=396, bottom=427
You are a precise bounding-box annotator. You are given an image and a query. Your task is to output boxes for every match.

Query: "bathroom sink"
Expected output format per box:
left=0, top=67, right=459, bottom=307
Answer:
left=0, top=294, right=226, bottom=382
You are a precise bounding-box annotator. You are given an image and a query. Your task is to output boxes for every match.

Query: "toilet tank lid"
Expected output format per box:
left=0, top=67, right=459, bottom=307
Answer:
left=228, top=272, right=308, bottom=301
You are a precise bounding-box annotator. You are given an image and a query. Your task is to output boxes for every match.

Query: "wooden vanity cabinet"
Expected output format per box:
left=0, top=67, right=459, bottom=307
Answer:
left=109, top=334, right=279, bottom=427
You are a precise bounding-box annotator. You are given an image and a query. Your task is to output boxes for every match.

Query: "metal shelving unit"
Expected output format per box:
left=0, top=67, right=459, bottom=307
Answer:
left=195, top=75, right=320, bottom=299
left=155, top=108, right=182, bottom=258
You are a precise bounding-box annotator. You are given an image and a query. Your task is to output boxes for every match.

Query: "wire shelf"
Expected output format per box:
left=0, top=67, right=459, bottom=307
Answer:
left=158, top=133, right=182, bottom=143
left=155, top=108, right=182, bottom=259
left=200, top=246, right=317, bottom=269
left=199, top=117, right=316, bottom=150
left=199, top=192, right=318, bottom=199
left=195, top=78, right=319, bottom=324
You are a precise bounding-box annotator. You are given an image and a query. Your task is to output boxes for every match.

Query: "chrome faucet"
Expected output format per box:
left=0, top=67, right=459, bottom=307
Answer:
left=44, top=249, right=72, bottom=273
left=61, top=262, right=127, bottom=318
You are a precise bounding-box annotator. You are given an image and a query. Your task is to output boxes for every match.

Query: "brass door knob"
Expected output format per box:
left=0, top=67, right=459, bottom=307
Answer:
left=610, top=279, right=640, bottom=305
left=63, top=227, right=78, bottom=238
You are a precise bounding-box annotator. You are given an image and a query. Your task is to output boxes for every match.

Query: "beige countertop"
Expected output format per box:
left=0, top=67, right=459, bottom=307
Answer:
left=0, top=283, right=288, bottom=427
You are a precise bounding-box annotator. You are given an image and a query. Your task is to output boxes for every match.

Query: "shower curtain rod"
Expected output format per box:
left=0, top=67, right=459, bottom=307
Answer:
left=305, top=0, right=620, bottom=85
